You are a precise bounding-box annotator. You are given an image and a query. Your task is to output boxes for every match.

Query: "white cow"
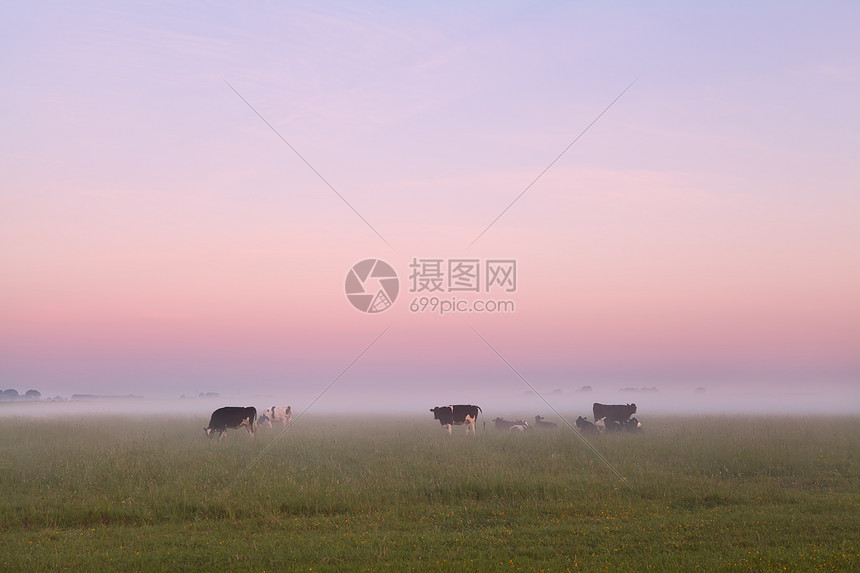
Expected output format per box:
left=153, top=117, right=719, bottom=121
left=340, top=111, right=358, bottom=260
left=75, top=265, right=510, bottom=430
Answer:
left=259, top=405, right=292, bottom=429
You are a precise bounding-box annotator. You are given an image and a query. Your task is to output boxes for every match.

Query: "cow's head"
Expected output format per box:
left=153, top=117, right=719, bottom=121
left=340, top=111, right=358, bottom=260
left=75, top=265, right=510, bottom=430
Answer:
left=431, top=407, right=454, bottom=424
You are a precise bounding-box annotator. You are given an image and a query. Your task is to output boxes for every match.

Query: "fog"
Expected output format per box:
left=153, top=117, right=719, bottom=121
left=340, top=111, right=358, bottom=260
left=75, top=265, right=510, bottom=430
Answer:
left=2, top=379, right=857, bottom=420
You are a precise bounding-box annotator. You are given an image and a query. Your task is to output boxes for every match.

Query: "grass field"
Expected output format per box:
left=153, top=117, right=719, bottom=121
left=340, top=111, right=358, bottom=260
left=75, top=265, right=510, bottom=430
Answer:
left=0, top=412, right=857, bottom=571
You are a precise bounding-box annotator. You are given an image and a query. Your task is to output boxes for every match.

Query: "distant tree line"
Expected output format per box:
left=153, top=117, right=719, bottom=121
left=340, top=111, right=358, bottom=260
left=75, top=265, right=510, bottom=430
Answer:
left=0, top=388, right=41, bottom=401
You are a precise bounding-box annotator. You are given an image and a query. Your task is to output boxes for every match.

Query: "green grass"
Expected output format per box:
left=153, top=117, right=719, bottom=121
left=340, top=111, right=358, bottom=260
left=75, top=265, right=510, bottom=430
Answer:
left=1, top=414, right=857, bottom=571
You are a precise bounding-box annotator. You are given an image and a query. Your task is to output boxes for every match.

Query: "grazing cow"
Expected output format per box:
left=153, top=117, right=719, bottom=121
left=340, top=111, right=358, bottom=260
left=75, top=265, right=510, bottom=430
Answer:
left=534, top=415, right=558, bottom=429
left=430, top=405, right=483, bottom=435
left=592, top=402, right=637, bottom=423
left=575, top=416, right=598, bottom=435
left=204, top=406, right=256, bottom=441
left=493, top=417, right=529, bottom=431
left=509, top=424, right=528, bottom=432
left=259, top=406, right=292, bottom=429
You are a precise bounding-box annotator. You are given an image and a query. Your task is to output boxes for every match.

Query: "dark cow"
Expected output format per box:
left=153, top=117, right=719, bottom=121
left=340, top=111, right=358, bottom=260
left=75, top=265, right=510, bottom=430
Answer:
left=534, top=415, right=558, bottom=429
left=575, top=416, right=598, bottom=435
left=493, top=417, right=529, bottom=431
left=593, top=402, right=636, bottom=423
left=204, top=406, right=257, bottom=441
left=430, top=405, right=483, bottom=435
left=594, top=418, right=624, bottom=434
left=622, top=417, right=643, bottom=432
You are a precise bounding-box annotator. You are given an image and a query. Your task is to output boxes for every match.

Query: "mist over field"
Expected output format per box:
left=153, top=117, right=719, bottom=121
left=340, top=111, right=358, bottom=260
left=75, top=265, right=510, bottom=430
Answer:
left=2, top=377, right=856, bottom=420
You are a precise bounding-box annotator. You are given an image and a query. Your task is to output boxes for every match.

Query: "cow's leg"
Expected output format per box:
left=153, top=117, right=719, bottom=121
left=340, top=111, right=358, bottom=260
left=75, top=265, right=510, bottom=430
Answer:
left=445, top=424, right=452, bottom=435
left=218, top=430, right=226, bottom=442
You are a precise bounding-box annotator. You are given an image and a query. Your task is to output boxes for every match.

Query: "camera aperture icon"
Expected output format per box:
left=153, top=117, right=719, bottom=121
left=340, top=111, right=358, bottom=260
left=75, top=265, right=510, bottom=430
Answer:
left=345, top=259, right=399, bottom=313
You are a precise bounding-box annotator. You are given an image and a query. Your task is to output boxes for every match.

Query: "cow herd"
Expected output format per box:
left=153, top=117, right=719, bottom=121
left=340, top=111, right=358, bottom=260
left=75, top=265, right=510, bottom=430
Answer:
left=204, top=405, right=292, bottom=441
left=431, top=402, right=642, bottom=436
left=203, top=402, right=640, bottom=441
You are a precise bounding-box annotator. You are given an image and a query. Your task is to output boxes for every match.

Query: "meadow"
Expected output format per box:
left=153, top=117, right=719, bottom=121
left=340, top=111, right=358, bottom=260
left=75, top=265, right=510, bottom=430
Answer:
left=0, top=411, right=857, bottom=571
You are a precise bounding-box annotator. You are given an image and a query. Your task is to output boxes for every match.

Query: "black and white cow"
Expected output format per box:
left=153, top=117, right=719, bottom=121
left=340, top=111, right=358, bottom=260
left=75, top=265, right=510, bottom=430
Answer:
left=204, top=406, right=256, bottom=441
left=622, top=417, right=643, bottom=432
left=592, top=402, right=637, bottom=423
left=595, top=416, right=641, bottom=433
left=602, top=418, right=623, bottom=433
left=259, top=405, right=292, bottom=429
left=533, top=415, right=558, bottom=429
left=493, top=417, right=529, bottom=431
left=575, top=416, right=598, bottom=435
left=430, top=405, right=483, bottom=435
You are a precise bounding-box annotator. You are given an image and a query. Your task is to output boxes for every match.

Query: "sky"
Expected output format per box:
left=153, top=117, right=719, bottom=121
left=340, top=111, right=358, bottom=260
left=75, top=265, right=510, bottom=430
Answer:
left=1, top=2, right=858, bottom=413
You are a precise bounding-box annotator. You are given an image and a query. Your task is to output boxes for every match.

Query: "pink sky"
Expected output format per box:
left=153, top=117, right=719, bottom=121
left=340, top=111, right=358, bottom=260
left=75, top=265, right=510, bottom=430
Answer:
left=1, top=2, right=858, bottom=410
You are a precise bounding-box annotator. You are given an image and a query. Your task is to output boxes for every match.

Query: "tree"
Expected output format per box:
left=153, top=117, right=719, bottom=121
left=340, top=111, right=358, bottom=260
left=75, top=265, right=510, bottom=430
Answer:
left=25, top=389, right=41, bottom=400
left=1, top=389, right=19, bottom=401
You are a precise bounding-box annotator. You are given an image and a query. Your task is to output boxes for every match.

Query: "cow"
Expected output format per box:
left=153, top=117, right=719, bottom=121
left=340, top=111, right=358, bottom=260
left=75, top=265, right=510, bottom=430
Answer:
left=593, top=416, right=621, bottom=433
left=509, top=424, right=528, bottom=432
left=534, top=415, right=558, bottom=429
left=594, top=415, right=641, bottom=434
left=493, top=417, right=529, bottom=431
left=592, top=402, right=636, bottom=423
left=604, top=419, right=623, bottom=432
left=575, top=416, right=598, bottom=435
left=204, top=406, right=256, bottom=441
left=622, top=417, right=643, bottom=432
left=259, top=405, right=292, bottom=429
left=430, top=405, right=483, bottom=435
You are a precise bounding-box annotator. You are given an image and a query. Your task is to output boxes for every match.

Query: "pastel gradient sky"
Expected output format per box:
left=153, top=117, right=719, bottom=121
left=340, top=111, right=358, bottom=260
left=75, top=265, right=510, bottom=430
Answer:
left=2, top=2, right=858, bottom=409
